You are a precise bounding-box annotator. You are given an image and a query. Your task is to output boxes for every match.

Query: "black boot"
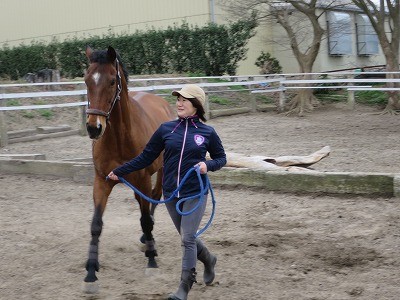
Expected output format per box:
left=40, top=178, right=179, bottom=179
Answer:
left=168, top=268, right=197, bottom=300
left=197, top=246, right=217, bottom=285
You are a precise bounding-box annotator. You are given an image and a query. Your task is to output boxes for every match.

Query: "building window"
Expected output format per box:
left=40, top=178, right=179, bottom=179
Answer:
left=327, top=11, right=352, bottom=56
left=356, top=14, right=379, bottom=56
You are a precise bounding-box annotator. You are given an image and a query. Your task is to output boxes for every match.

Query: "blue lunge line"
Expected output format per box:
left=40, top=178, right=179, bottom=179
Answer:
left=107, top=166, right=216, bottom=237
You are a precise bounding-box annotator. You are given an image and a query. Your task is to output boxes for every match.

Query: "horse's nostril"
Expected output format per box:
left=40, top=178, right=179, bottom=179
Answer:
left=86, top=124, right=102, bottom=139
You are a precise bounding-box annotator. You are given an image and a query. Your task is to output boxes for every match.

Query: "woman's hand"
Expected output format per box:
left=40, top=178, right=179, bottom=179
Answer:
left=195, top=162, right=208, bottom=174
left=107, top=171, right=119, bottom=181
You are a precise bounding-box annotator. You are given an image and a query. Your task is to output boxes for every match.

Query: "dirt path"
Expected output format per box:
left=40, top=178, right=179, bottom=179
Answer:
left=2, top=102, right=399, bottom=173
left=1, top=103, right=400, bottom=299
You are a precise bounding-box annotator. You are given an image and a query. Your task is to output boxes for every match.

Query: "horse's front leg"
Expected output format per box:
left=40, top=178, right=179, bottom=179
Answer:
left=83, top=176, right=113, bottom=293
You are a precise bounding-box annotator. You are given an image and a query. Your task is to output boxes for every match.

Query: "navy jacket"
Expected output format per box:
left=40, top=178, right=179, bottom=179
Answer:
left=113, top=116, right=227, bottom=198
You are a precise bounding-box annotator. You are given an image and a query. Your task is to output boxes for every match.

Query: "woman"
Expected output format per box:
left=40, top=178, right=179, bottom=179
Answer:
left=107, top=84, right=227, bottom=300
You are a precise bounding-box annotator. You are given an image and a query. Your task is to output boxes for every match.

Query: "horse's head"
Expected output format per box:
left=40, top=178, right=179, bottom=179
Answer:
left=84, top=46, right=122, bottom=140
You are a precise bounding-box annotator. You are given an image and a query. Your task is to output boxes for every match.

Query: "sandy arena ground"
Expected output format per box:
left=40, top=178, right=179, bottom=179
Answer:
left=1, top=103, right=399, bottom=299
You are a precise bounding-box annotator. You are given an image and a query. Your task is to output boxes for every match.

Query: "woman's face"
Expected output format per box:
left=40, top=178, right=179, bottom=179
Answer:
left=176, top=95, right=197, bottom=118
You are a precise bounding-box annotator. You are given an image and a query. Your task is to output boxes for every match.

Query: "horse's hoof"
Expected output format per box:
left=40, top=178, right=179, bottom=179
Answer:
left=145, top=267, right=160, bottom=276
left=82, top=281, right=100, bottom=294
left=147, top=257, right=158, bottom=269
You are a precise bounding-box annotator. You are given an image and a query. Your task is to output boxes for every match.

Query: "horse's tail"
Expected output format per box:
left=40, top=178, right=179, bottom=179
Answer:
left=150, top=168, right=163, bottom=215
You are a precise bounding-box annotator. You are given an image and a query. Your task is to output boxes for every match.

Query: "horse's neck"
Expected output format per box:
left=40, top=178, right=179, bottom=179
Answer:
left=102, top=91, right=143, bottom=153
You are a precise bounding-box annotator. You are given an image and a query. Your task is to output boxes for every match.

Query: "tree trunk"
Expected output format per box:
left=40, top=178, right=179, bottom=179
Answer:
left=351, top=0, right=400, bottom=113
left=287, top=65, right=319, bottom=116
left=383, top=60, right=400, bottom=113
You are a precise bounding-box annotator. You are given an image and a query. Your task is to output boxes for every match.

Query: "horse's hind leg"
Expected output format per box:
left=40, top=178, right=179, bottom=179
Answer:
left=83, top=177, right=113, bottom=293
left=150, top=169, right=163, bottom=215
left=140, top=169, right=163, bottom=250
left=136, top=178, right=159, bottom=272
left=140, top=207, right=158, bottom=271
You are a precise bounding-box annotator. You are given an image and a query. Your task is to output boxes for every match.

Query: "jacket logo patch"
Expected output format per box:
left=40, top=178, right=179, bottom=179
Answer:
left=194, top=134, right=205, bottom=146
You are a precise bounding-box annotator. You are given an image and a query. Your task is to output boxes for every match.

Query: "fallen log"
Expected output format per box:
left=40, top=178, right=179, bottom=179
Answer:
left=223, top=146, right=330, bottom=171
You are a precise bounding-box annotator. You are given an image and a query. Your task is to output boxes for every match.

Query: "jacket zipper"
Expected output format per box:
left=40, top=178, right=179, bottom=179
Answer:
left=176, top=119, right=188, bottom=198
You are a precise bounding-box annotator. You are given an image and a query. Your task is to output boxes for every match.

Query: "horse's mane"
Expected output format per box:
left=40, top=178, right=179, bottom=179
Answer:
left=89, top=49, right=129, bottom=81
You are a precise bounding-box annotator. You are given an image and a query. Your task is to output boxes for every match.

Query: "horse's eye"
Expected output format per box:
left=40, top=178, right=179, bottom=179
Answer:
left=110, top=79, right=116, bottom=86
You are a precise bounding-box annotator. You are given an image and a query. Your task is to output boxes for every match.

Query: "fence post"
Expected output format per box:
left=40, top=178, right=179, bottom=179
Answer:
left=248, top=83, right=257, bottom=113
left=205, top=95, right=211, bottom=120
left=199, top=78, right=211, bottom=120
left=278, top=87, right=286, bottom=112
left=79, top=95, right=88, bottom=136
left=0, top=98, right=8, bottom=147
left=347, top=90, right=355, bottom=109
left=347, top=74, right=355, bottom=109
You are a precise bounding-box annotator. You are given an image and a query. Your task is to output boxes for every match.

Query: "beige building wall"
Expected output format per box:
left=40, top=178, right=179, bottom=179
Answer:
left=0, top=0, right=213, bottom=46
left=214, top=6, right=266, bottom=75
left=0, top=1, right=389, bottom=75
left=236, top=30, right=272, bottom=75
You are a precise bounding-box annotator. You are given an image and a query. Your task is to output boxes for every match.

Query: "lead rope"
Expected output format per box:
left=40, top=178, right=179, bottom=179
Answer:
left=107, top=166, right=216, bottom=237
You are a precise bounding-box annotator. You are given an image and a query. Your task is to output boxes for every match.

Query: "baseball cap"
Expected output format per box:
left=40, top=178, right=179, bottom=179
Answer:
left=172, top=84, right=206, bottom=107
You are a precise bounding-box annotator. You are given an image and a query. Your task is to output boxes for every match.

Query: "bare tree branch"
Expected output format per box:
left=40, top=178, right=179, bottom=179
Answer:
left=351, top=0, right=400, bottom=112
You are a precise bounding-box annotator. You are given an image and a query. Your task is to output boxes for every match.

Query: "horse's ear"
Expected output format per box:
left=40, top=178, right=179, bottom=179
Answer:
left=85, top=46, right=93, bottom=61
left=107, top=46, right=117, bottom=63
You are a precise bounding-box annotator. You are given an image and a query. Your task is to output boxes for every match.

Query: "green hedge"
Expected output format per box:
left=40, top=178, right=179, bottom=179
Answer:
left=0, top=19, right=257, bottom=80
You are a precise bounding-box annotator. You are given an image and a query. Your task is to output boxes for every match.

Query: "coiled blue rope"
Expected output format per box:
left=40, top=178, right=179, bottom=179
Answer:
left=107, top=166, right=216, bottom=237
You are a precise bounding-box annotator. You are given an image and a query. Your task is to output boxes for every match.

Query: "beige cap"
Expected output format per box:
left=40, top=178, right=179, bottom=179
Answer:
left=172, top=84, right=206, bottom=107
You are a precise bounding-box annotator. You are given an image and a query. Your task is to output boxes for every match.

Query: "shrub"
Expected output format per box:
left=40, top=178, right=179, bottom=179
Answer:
left=209, top=95, right=231, bottom=105
left=255, top=51, right=282, bottom=75
left=39, top=109, right=53, bottom=119
left=0, top=18, right=257, bottom=79
left=22, top=111, right=35, bottom=119
left=355, top=90, right=388, bottom=106
left=6, top=99, right=20, bottom=106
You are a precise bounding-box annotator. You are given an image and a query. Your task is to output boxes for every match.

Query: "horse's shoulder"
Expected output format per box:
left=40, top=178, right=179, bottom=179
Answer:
left=129, top=91, right=150, bottom=102
left=127, top=91, right=174, bottom=123
left=131, top=91, right=168, bottom=108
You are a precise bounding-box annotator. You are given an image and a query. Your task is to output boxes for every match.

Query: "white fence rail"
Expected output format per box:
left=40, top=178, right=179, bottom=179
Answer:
left=0, top=77, right=282, bottom=146
left=1, top=73, right=399, bottom=147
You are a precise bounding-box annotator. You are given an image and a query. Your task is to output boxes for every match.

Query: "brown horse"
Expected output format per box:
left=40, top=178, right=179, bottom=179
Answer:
left=83, top=46, right=175, bottom=292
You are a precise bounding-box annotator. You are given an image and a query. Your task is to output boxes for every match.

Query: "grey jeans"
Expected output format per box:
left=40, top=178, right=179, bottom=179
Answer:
left=165, top=195, right=208, bottom=270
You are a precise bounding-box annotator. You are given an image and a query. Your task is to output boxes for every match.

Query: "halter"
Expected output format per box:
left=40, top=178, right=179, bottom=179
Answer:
left=86, top=58, right=122, bottom=120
